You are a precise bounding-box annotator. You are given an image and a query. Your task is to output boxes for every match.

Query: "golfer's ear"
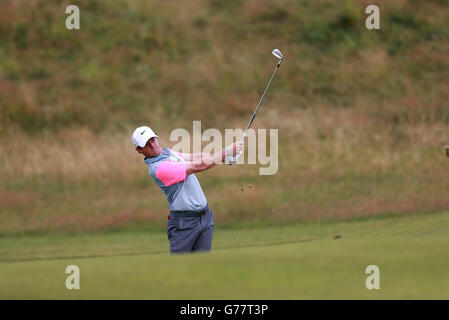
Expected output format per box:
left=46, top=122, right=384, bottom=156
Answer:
left=136, top=147, right=142, bottom=153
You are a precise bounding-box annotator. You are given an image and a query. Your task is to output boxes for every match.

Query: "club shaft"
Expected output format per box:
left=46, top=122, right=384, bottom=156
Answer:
left=228, top=57, right=282, bottom=165
left=244, top=60, right=282, bottom=134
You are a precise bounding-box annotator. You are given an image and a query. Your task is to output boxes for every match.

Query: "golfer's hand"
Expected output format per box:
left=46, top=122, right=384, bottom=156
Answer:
left=228, top=141, right=244, bottom=156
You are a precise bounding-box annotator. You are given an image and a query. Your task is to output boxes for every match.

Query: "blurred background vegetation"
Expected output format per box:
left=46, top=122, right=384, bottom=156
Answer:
left=1, top=0, right=448, bottom=235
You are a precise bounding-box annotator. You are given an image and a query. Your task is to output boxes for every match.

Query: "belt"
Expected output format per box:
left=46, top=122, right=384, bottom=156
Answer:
left=170, top=205, right=209, bottom=217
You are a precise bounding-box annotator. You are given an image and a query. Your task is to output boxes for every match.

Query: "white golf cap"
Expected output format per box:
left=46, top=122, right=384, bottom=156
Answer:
left=132, top=126, right=158, bottom=147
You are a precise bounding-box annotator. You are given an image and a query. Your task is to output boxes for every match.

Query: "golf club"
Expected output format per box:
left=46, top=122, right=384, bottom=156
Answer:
left=229, top=48, right=284, bottom=164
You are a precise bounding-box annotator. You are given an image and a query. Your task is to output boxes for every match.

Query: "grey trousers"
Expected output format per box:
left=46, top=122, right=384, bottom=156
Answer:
left=167, top=206, right=214, bottom=254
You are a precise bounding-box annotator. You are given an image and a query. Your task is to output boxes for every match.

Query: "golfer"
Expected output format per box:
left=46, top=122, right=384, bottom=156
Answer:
left=132, top=126, right=244, bottom=254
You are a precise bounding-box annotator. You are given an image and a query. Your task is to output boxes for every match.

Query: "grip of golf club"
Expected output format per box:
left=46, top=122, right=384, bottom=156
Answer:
left=228, top=132, right=247, bottom=165
left=229, top=150, right=242, bottom=165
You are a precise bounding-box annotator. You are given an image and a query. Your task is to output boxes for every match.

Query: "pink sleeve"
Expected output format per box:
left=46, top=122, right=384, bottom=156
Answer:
left=156, top=161, right=187, bottom=186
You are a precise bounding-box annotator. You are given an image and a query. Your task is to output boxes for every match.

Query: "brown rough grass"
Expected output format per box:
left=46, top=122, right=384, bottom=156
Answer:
left=1, top=0, right=449, bottom=234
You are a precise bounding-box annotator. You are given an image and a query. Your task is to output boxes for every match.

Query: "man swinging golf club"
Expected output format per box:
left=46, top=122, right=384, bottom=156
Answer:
left=132, top=126, right=244, bottom=254
left=132, top=49, right=283, bottom=254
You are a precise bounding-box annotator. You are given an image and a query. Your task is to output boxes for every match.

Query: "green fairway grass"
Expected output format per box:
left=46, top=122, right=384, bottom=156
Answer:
left=1, top=210, right=448, bottom=299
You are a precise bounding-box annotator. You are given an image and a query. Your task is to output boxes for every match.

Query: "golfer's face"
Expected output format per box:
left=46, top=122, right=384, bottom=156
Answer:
left=139, top=137, right=161, bottom=157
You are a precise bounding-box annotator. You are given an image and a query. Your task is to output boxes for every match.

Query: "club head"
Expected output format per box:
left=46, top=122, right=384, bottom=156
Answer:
left=272, top=49, right=283, bottom=60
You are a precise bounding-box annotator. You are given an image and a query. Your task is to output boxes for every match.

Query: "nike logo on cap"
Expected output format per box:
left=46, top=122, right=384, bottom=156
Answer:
left=140, top=130, right=146, bottom=135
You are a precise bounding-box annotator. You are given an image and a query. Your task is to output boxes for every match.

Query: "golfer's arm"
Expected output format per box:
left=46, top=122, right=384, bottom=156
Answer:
left=180, top=152, right=212, bottom=162
left=185, top=149, right=227, bottom=176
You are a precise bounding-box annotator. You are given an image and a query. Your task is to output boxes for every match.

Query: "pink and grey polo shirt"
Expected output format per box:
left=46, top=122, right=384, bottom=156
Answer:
left=144, top=148, right=208, bottom=212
